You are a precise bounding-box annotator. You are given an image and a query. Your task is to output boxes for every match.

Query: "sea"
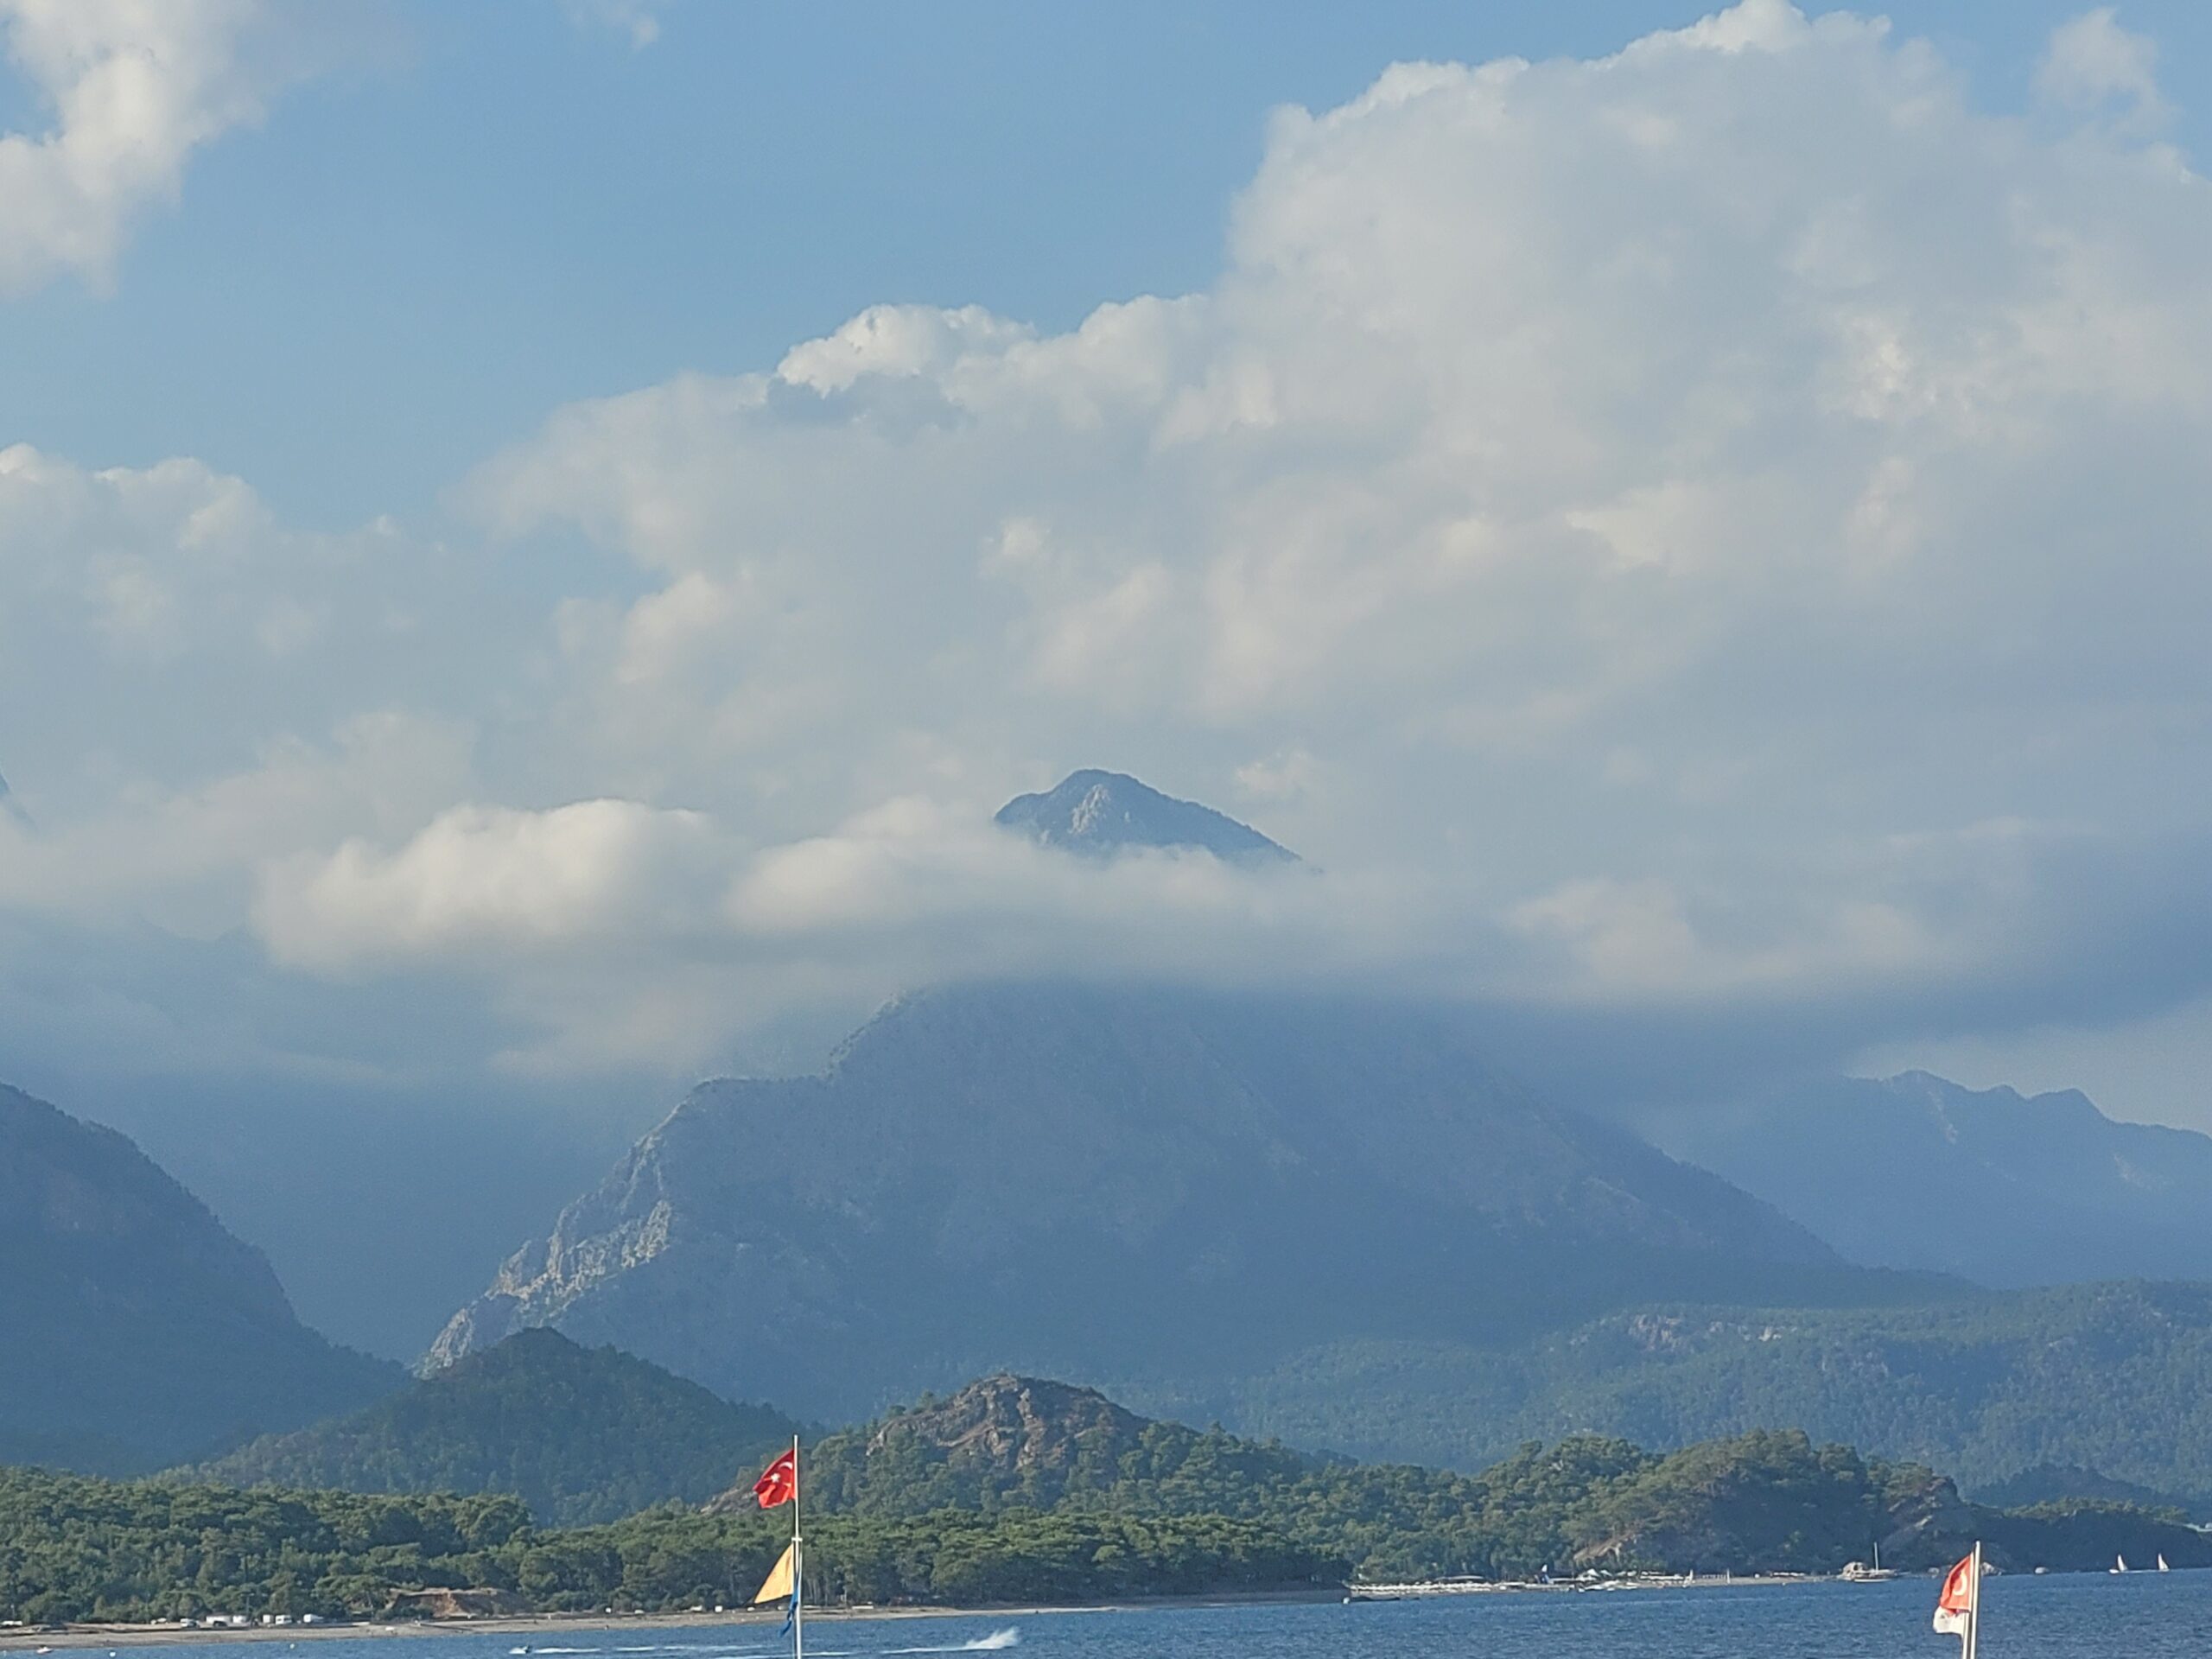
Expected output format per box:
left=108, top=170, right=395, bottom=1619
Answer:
left=63, top=1575, right=2212, bottom=1659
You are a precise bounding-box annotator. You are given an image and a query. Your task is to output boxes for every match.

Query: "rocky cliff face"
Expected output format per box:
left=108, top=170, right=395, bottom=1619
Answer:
left=855, top=1373, right=1147, bottom=1477
left=704, top=1372, right=1149, bottom=1516
left=0, top=1084, right=398, bottom=1471
left=431, top=982, right=1858, bottom=1421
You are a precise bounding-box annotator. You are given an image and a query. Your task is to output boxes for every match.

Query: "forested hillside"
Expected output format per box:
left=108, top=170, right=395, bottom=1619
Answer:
left=747, top=1374, right=2211, bottom=1580
left=194, top=1329, right=802, bottom=1524
left=0, top=1468, right=1334, bottom=1623
left=9, top=1370, right=2206, bottom=1624
left=1139, top=1281, right=2212, bottom=1507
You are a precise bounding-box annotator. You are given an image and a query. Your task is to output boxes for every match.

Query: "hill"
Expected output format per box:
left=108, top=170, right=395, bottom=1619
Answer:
left=720, top=1372, right=2209, bottom=1580
left=192, top=1328, right=804, bottom=1525
left=994, top=770, right=1298, bottom=863
left=429, top=982, right=1885, bottom=1420
left=1136, top=1280, right=2212, bottom=1510
left=10, top=1377, right=2202, bottom=1623
left=1656, top=1072, right=2212, bottom=1287
left=0, top=1084, right=398, bottom=1473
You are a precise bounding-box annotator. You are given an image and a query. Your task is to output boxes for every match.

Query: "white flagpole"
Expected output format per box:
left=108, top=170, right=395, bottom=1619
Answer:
left=791, top=1436, right=804, bottom=1659
left=1966, top=1541, right=1981, bottom=1659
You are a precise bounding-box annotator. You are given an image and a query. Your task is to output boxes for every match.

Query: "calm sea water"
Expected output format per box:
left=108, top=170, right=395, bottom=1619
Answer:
left=80, top=1575, right=2212, bottom=1659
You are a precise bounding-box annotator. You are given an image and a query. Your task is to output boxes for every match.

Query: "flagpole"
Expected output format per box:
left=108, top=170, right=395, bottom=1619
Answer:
left=1967, top=1540, right=1981, bottom=1659
left=791, top=1435, right=804, bottom=1659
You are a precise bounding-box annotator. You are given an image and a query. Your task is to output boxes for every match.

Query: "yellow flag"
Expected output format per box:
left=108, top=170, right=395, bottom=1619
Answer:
left=753, top=1542, right=796, bottom=1605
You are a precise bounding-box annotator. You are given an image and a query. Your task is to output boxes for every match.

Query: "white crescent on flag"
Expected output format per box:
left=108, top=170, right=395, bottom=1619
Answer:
left=1934, top=1553, right=1974, bottom=1636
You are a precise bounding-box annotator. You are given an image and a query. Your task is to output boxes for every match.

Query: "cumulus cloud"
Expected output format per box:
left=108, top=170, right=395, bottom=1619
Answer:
left=0, top=446, right=522, bottom=799
left=449, top=0, right=2212, bottom=1052
left=10, top=3, right=2212, bottom=1096
left=257, top=799, right=726, bottom=970
left=0, top=0, right=313, bottom=295
left=2037, top=8, right=2166, bottom=125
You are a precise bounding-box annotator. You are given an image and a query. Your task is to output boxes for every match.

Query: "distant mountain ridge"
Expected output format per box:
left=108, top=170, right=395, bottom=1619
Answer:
left=194, top=1328, right=801, bottom=1524
left=429, top=982, right=1859, bottom=1421
left=0, top=1084, right=398, bottom=1472
left=1655, top=1071, right=2212, bottom=1287
left=1135, top=1280, right=2212, bottom=1510
left=995, top=770, right=1297, bottom=863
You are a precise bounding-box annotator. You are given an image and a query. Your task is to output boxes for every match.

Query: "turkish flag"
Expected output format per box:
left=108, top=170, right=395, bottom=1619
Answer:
left=753, top=1448, right=798, bottom=1509
left=1933, top=1554, right=1974, bottom=1636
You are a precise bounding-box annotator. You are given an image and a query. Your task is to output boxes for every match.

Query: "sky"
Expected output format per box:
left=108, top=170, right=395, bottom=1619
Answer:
left=4, top=0, right=2212, bottom=1354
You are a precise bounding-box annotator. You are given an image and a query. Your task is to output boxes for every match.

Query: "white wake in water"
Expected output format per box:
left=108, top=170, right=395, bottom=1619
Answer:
left=882, top=1629, right=1020, bottom=1654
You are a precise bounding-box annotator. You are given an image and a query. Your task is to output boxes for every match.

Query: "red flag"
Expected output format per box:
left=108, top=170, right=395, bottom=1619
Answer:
left=753, top=1448, right=798, bottom=1509
left=1933, top=1552, right=1974, bottom=1636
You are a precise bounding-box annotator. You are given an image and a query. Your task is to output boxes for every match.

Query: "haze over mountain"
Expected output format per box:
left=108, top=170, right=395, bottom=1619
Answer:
left=1150, top=1281, right=2212, bottom=1511
left=995, top=771, right=1298, bottom=864
left=195, top=1327, right=801, bottom=1526
left=1654, top=1073, right=2212, bottom=1287
left=430, top=980, right=1865, bottom=1421
left=0, top=1085, right=398, bottom=1472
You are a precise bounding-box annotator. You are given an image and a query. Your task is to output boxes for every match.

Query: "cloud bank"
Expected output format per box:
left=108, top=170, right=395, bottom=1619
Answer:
left=7, top=2, right=2212, bottom=1105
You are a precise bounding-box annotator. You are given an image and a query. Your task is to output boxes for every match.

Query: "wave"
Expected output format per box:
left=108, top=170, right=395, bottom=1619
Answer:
left=883, top=1629, right=1021, bottom=1654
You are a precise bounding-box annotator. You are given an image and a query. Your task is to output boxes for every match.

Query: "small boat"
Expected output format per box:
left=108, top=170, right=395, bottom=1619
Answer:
left=2112, top=1554, right=2129, bottom=1574
left=2158, top=1554, right=2171, bottom=1572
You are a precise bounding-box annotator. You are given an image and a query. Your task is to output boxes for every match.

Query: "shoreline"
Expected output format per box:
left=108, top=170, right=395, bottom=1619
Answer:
left=0, top=1573, right=1951, bottom=1649
left=0, top=1593, right=1348, bottom=1649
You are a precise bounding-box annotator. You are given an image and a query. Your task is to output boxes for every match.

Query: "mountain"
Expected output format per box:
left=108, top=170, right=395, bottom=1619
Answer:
left=430, top=982, right=1872, bottom=1421
left=721, top=1371, right=2207, bottom=1579
left=0, top=1084, right=400, bottom=1473
left=1135, top=1280, right=2212, bottom=1510
left=994, top=770, right=1297, bottom=863
left=1654, top=1071, right=2212, bottom=1287
left=720, top=1372, right=1182, bottom=1516
left=193, top=1328, right=804, bottom=1525
left=1977, top=1464, right=2200, bottom=1516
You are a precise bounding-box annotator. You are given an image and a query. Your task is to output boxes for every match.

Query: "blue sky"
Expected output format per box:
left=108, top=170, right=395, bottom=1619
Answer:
left=10, top=1, right=2212, bottom=525
left=6, top=0, right=2212, bottom=1351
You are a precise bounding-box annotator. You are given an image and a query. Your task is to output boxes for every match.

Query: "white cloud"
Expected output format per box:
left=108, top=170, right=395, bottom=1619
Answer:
left=256, top=799, right=726, bottom=971
left=557, top=0, right=664, bottom=51
left=0, top=446, right=519, bottom=804
left=0, top=0, right=304, bottom=295
left=0, top=710, right=474, bottom=935
left=11, top=3, right=2212, bottom=1097
left=2037, top=9, right=2166, bottom=124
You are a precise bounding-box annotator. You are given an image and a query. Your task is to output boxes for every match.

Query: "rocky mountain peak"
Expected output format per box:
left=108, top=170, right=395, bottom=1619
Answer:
left=995, top=769, right=1296, bottom=864
left=429, top=981, right=1842, bottom=1423
left=869, top=1373, right=1149, bottom=1473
